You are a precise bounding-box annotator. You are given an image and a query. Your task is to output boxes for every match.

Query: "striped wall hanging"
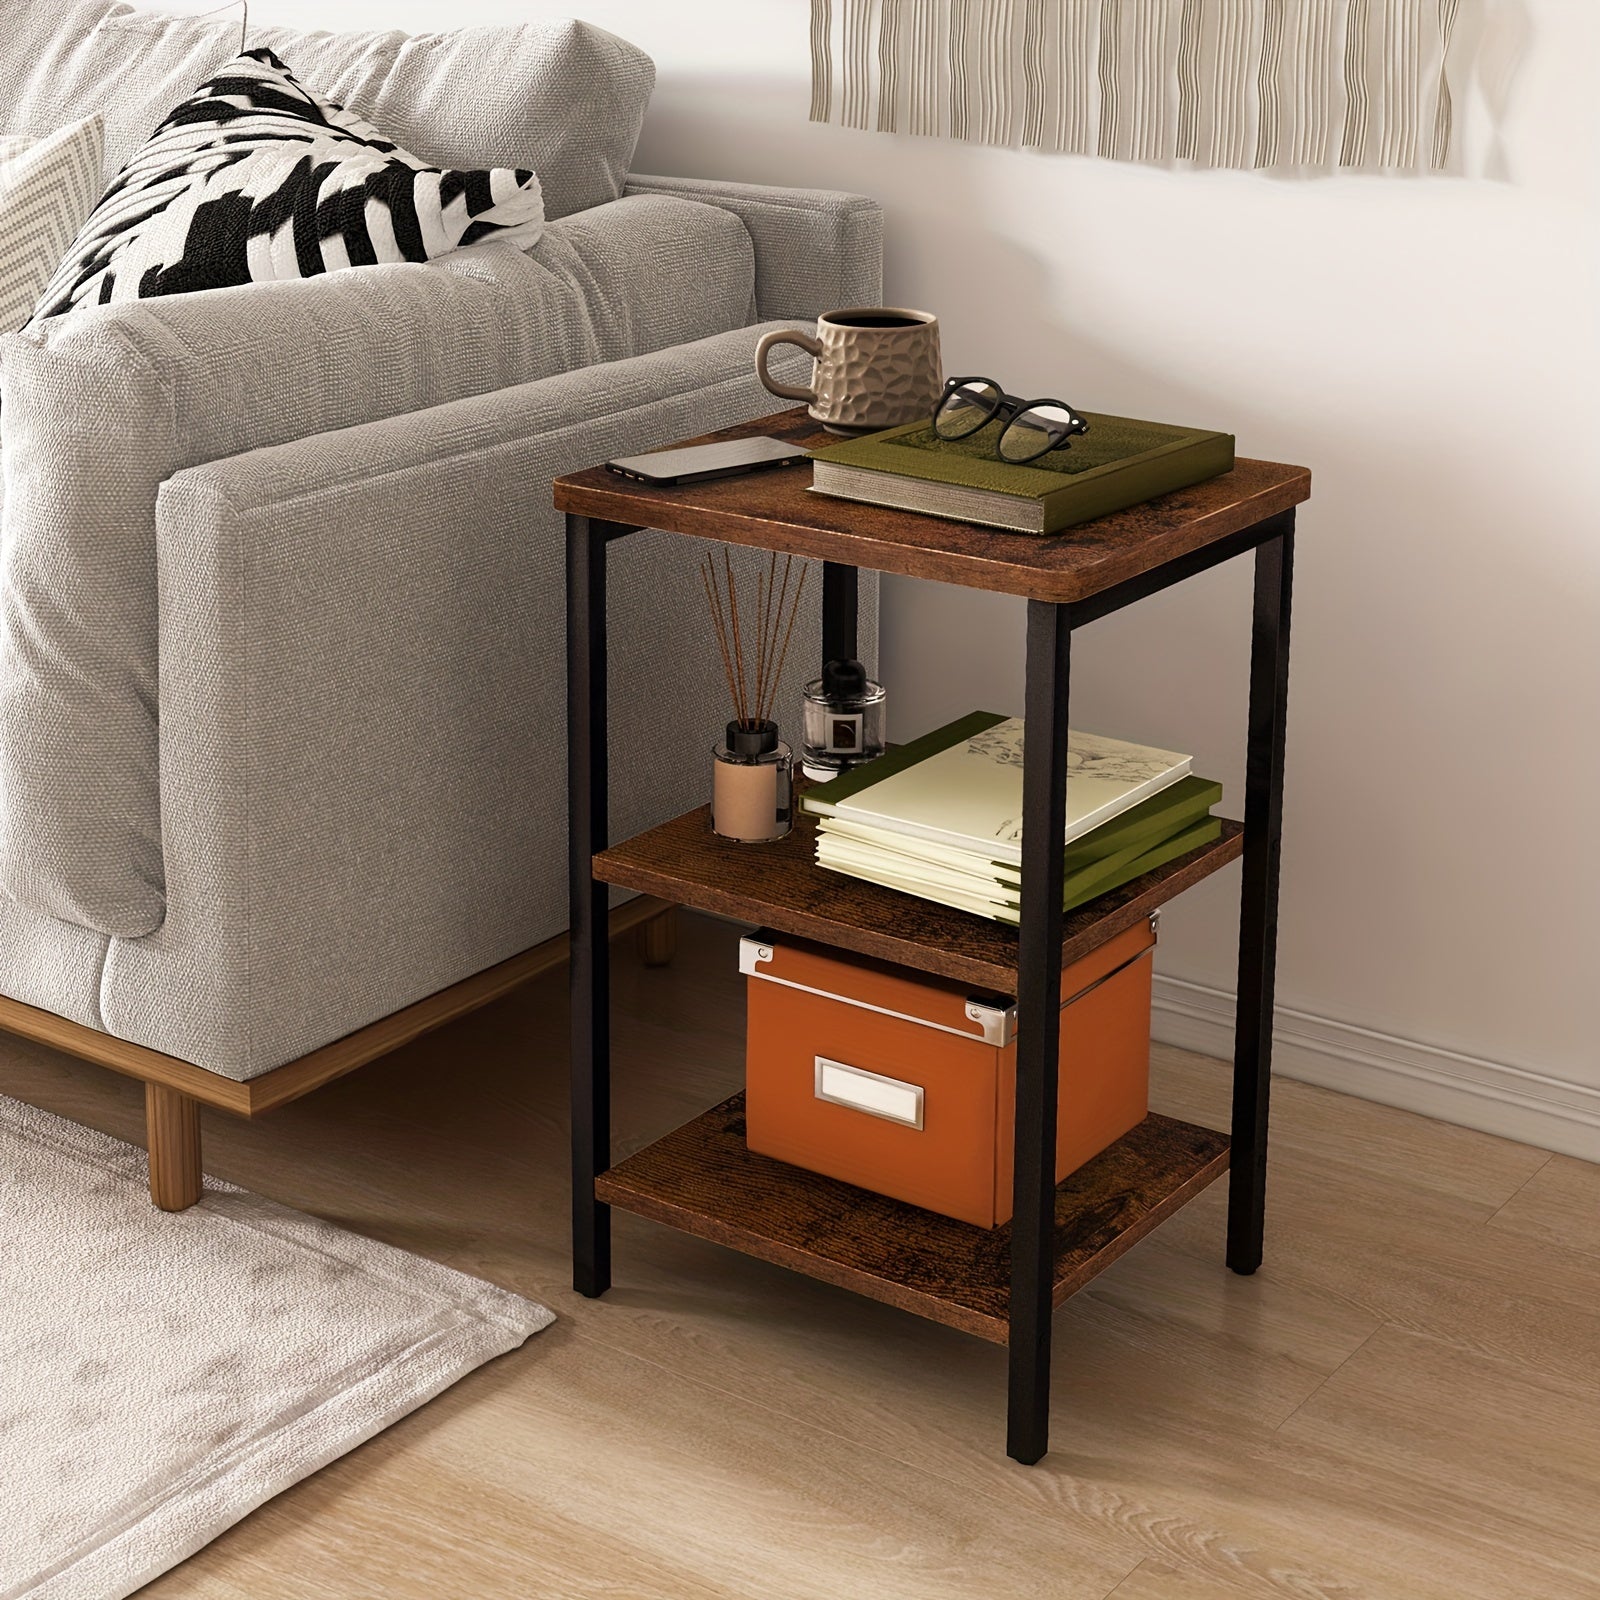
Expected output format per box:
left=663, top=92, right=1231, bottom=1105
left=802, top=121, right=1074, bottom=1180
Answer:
left=807, top=0, right=1465, bottom=170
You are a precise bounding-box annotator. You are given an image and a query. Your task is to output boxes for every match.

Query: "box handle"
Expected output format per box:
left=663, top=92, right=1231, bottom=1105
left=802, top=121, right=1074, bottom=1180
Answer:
left=814, top=1056, right=925, bottom=1130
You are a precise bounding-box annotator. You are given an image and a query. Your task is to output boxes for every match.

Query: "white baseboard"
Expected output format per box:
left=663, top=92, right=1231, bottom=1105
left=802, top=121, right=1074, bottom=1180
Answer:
left=1151, top=974, right=1600, bottom=1164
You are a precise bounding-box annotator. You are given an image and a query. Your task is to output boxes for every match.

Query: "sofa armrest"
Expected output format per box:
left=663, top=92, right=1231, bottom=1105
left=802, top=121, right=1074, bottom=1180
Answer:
left=624, top=174, right=883, bottom=320
left=97, top=323, right=860, bottom=1078
left=0, top=247, right=559, bottom=939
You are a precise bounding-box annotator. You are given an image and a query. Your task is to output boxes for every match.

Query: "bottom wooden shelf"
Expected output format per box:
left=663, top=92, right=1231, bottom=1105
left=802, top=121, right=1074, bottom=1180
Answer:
left=595, top=1094, right=1230, bottom=1345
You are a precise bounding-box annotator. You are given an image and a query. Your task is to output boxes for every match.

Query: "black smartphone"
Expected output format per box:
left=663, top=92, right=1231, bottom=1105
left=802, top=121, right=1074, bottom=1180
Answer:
left=604, top=436, right=811, bottom=486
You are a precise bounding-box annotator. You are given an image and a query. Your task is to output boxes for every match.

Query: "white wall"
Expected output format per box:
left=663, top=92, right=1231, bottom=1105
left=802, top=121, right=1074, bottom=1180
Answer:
left=217, top=1, right=1600, bottom=1153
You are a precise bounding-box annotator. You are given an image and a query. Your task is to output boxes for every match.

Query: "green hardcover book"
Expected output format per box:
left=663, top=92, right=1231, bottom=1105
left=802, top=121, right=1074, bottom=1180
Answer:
left=1060, top=815, right=1223, bottom=913
left=809, top=412, right=1236, bottom=535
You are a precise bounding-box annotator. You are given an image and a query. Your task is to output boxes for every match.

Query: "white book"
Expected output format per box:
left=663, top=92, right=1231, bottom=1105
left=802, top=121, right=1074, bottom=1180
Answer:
left=815, top=850, right=1020, bottom=924
left=816, top=816, right=1013, bottom=879
left=806, top=715, right=1190, bottom=870
left=816, top=833, right=1021, bottom=902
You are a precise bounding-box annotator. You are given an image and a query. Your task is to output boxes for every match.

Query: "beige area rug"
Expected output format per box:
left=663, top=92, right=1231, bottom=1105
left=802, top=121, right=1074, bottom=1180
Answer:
left=0, top=1093, right=553, bottom=1600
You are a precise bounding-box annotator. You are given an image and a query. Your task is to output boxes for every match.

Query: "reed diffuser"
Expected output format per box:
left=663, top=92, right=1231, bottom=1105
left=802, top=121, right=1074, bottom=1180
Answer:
left=701, top=550, right=807, bottom=843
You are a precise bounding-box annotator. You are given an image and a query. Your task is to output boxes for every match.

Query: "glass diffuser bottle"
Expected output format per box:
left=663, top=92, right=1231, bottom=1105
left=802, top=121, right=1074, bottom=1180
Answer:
left=802, top=658, right=887, bottom=782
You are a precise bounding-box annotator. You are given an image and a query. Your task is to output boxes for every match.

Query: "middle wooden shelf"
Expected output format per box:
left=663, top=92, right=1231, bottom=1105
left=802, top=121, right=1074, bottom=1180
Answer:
left=594, top=803, right=1244, bottom=991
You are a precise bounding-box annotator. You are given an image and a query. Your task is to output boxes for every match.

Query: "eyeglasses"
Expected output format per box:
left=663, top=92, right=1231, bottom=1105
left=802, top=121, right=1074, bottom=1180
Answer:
left=933, top=377, right=1090, bottom=464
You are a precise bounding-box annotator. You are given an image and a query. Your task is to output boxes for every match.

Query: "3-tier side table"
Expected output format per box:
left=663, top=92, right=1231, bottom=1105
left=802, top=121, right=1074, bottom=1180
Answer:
left=557, top=407, right=1311, bottom=1465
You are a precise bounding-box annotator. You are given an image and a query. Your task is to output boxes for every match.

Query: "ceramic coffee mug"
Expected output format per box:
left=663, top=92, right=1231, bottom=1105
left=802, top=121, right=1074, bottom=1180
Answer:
left=756, top=307, right=943, bottom=434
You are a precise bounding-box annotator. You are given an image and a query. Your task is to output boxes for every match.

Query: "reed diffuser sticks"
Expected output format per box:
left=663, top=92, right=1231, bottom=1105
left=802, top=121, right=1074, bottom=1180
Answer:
left=701, top=550, right=808, bottom=730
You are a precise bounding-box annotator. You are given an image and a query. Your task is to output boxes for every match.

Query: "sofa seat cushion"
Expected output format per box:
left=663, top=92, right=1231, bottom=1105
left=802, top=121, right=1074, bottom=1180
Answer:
left=0, top=1, right=653, bottom=220
left=0, top=881, right=109, bottom=1030
left=33, top=49, right=545, bottom=324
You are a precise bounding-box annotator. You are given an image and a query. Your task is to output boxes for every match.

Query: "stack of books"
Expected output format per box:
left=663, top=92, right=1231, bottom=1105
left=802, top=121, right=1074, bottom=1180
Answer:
left=802, top=711, right=1222, bottom=924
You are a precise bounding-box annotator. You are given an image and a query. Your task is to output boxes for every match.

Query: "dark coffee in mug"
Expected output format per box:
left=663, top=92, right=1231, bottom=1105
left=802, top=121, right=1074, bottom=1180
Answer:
left=827, top=313, right=924, bottom=328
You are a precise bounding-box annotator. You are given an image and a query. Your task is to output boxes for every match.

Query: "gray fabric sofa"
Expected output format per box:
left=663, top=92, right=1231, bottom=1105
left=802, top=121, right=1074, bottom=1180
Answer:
left=0, top=7, right=882, bottom=1105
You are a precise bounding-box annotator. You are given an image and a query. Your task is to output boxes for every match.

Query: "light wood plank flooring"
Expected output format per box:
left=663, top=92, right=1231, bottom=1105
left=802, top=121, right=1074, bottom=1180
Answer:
left=6, top=912, right=1596, bottom=1599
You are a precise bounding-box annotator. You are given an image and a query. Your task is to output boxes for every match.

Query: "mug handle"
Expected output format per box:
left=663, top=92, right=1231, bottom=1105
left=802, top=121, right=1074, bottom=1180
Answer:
left=755, top=327, right=822, bottom=403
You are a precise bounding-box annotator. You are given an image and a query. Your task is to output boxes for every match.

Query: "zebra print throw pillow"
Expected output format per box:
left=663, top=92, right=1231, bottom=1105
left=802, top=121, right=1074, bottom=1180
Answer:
left=30, top=48, right=544, bottom=323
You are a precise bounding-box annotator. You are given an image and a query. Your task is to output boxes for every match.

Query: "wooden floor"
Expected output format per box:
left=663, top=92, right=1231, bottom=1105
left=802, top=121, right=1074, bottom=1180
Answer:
left=7, top=912, right=1598, bottom=1599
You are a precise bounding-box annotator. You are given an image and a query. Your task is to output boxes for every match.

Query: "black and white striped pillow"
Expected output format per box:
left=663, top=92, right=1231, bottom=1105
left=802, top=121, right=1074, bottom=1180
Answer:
left=31, top=48, right=543, bottom=323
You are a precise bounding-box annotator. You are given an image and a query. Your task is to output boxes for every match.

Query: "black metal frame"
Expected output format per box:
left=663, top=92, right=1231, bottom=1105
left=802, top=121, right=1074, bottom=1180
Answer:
left=566, top=508, right=1295, bottom=1464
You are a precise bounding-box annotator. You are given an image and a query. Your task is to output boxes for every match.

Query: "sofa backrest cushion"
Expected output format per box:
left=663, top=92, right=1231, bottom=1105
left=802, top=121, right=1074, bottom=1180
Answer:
left=0, top=2, right=654, bottom=220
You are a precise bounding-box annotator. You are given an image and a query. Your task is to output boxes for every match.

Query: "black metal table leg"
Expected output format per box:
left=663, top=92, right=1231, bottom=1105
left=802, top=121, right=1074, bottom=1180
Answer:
left=1007, top=599, right=1073, bottom=1465
left=1227, top=519, right=1295, bottom=1275
left=567, top=512, right=612, bottom=1297
left=822, top=561, right=859, bottom=665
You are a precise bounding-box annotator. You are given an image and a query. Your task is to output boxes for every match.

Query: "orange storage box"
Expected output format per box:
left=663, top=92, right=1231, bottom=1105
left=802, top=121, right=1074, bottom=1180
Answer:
left=742, top=918, right=1156, bottom=1228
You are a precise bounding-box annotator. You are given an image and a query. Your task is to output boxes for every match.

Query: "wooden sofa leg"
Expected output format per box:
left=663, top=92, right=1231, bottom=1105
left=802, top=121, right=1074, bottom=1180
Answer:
left=146, top=1083, right=203, bottom=1211
left=635, top=904, right=679, bottom=968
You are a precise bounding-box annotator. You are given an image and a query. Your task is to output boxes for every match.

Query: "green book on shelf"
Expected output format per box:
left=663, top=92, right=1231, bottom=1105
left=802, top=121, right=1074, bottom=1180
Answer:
left=1051, top=775, right=1221, bottom=874
left=1061, top=814, right=1223, bottom=913
left=809, top=412, right=1236, bottom=535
